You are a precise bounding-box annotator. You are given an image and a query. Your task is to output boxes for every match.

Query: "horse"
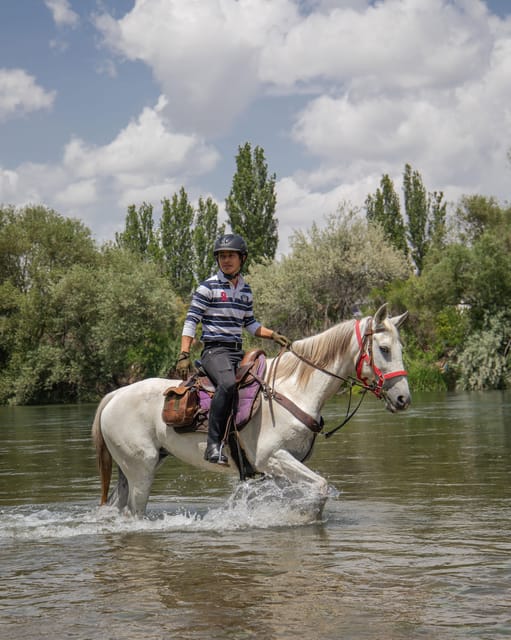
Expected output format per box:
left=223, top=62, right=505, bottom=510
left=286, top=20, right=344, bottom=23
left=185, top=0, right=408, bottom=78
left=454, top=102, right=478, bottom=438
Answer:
left=92, top=304, right=411, bottom=516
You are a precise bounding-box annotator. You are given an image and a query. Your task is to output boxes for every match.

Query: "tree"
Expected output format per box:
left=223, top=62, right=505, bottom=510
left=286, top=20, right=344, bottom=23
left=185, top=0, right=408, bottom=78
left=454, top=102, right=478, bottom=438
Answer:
left=193, top=196, right=225, bottom=284
left=403, top=164, right=429, bottom=274
left=365, top=174, right=408, bottom=256
left=160, top=187, right=195, bottom=297
left=402, top=164, right=447, bottom=275
left=0, top=204, right=97, bottom=292
left=115, top=202, right=160, bottom=261
left=455, top=195, right=509, bottom=243
left=248, top=206, right=411, bottom=336
left=457, top=310, right=511, bottom=390
left=225, top=142, right=278, bottom=268
left=93, top=248, right=182, bottom=389
left=427, top=190, right=447, bottom=250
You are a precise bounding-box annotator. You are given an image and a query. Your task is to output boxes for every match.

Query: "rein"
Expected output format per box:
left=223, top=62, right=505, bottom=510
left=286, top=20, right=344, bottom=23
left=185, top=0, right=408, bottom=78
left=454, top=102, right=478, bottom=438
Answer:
left=267, top=316, right=408, bottom=438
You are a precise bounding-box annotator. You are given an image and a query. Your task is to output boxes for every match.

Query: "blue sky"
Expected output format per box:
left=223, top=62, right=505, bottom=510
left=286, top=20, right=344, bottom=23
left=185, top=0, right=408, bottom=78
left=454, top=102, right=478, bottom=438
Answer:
left=1, top=0, right=510, bottom=255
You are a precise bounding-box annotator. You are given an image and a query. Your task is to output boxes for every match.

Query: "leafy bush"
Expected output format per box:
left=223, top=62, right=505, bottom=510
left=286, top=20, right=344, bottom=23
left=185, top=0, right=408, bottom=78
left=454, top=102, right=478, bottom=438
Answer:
left=457, top=311, right=511, bottom=390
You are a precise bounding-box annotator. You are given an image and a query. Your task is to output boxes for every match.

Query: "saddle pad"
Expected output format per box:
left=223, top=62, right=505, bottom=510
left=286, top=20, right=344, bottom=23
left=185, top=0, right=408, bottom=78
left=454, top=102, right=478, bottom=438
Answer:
left=172, top=354, right=266, bottom=434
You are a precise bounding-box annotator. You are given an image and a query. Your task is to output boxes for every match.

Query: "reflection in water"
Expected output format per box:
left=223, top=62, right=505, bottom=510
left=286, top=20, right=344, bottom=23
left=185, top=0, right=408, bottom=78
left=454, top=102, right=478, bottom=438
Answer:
left=0, top=391, right=510, bottom=639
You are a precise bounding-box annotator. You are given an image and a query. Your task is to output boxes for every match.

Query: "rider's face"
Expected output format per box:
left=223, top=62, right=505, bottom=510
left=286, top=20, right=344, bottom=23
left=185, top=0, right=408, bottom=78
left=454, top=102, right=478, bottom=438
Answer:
left=217, top=251, right=242, bottom=276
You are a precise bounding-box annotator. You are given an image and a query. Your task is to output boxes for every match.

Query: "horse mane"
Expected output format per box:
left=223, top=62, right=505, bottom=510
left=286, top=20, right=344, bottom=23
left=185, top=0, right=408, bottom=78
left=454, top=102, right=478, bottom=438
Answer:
left=272, top=318, right=356, bottom=390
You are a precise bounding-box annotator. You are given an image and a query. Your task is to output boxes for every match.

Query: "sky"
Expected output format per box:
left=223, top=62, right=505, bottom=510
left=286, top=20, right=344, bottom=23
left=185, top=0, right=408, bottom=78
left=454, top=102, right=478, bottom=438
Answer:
left=1, top=0, right=510, bottom=256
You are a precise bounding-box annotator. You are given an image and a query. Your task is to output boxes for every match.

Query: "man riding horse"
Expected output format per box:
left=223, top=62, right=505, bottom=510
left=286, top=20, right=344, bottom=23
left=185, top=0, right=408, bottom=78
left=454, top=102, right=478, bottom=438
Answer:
left=176, top=233, right=291, bottom=465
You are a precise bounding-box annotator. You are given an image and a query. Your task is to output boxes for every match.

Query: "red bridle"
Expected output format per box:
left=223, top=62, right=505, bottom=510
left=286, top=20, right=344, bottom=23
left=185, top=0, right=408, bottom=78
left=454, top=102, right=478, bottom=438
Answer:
left=355, top=318, right=408, bottom=398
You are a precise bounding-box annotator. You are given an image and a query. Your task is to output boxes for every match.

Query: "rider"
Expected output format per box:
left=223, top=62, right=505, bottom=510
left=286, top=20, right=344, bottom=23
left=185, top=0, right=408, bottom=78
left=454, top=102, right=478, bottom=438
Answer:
left=176, top=233, right=291, bottom=465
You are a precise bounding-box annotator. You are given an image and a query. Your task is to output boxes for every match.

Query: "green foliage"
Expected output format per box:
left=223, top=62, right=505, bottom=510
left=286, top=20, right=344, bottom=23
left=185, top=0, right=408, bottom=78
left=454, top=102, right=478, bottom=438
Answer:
left=160, top=188, right=195, bottom=297
left=0, top=204, right=97, bottom=292
left=406, top=359, right=448, bottom=392
left=193, top=197, right=225, bottom=284
left=115, top=202, right=161, bottom=261
left=457, top=311, right=511, bottom=390
left=365, top=174, right=408, bottom=256
left=92, top=248, right=182, bottom=388
left=225, top=142, right=278, bottom=268
left=0, top=206, right=183, bottom=404
left=427, top=190, right=447, bottom=251
left=464, top=232, right=511, bottom=328
left=2, top=150, right=511, bottom=401
left=403, top=163, right=429, bottom=274
left=455, top=195, right=509, bottom=243
left=249, top=207, right=411, bottom=336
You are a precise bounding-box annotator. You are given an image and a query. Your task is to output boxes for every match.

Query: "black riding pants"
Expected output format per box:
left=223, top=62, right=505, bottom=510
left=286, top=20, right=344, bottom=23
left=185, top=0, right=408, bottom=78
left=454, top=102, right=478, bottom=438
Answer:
left=200, top=344, right=243, bottom=445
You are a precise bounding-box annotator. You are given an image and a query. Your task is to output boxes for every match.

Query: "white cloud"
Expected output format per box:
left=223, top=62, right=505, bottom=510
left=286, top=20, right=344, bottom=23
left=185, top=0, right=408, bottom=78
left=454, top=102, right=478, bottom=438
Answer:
left=55, top=179, right=97, bottom=208
left=275, top=173, right=378, bottom=254
left=260, top=0, right=493, bottom=90
left=0, top=69, right=56, bottom=121
left=94, top=0, right=300, bottom=134
left=44, top=0, right=79, bottom=28
left=2, top=0, right=511, bottom=255
left=0, top=97, right=221, bottom=239
left=62, top=96, right=219, bottom=183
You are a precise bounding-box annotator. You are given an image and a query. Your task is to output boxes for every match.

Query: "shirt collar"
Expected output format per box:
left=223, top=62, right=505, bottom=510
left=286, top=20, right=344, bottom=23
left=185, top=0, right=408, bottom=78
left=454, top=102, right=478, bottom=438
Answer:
left=217, top=269, right=244, bottom=287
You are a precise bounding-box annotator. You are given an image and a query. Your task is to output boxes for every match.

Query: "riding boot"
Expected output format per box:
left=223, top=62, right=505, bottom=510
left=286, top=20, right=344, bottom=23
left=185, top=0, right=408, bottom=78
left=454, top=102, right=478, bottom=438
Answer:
left=204, top=442, right=228, bottom=465
left=204, top=382, right=234, bottom=465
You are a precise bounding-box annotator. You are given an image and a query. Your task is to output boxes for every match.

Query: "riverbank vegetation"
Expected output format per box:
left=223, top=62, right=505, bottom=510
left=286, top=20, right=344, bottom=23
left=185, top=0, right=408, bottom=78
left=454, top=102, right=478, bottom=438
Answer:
left=1, top=145, right=509, bottom=404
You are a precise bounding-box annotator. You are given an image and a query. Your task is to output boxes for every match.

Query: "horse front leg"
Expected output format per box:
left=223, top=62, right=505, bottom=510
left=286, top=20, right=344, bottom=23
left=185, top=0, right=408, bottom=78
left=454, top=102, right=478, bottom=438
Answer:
left=263, top=449, right=329, bottom=496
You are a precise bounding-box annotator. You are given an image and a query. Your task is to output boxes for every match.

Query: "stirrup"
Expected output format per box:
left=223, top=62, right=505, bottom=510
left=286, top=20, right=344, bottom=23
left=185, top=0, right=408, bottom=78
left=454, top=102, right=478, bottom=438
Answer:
left=204, top=443, right=228, bottom=465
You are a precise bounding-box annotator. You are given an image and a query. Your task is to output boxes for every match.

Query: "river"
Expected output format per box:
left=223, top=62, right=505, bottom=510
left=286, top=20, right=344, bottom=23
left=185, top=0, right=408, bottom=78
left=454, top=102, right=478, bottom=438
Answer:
left=0, top=391, right=510, bottom=639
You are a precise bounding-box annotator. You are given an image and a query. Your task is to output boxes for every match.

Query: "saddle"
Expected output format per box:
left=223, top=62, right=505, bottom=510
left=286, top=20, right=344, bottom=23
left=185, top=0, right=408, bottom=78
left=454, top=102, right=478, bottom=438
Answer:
left=162, top=349, right=266, bottom=434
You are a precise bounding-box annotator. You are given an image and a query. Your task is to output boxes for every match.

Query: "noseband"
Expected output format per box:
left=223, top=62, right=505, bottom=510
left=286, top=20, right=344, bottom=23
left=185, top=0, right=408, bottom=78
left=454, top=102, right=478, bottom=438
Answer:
left=355, top=317, right=408, bottom=398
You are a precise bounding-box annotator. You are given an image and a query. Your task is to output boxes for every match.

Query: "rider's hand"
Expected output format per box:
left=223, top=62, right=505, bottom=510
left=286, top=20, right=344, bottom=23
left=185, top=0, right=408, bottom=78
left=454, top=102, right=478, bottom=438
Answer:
left=271, top=331, right=292, bottom=348
left=176, top=352, right=191, bottom=379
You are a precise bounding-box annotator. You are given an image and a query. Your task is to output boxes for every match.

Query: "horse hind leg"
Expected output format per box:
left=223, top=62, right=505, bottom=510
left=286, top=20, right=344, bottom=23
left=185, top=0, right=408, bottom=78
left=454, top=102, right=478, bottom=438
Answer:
left=117, top=453, right=159, bottom=517
left=106, top=465, right=129, bottom=511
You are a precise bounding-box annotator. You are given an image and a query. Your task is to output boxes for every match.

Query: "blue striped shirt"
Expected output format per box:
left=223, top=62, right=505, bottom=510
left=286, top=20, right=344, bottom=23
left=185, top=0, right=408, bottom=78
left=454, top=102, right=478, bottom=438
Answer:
left=182, top=271, right=261, bottom=343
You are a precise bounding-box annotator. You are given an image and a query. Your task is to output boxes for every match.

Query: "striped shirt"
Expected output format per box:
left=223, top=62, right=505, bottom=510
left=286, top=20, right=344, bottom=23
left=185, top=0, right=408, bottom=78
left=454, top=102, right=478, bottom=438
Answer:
left=182, top=271, right=261, bottom=343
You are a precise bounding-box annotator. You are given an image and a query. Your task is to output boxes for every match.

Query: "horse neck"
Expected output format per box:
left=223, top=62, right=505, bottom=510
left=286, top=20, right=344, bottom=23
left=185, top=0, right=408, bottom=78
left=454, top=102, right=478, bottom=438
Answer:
left=267, top=318, right=361, bottom=414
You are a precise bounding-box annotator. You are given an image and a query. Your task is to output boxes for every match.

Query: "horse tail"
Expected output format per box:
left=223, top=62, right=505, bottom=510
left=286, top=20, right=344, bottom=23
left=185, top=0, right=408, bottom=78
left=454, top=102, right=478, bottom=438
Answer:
left=91, top=391, right=116, bottom=505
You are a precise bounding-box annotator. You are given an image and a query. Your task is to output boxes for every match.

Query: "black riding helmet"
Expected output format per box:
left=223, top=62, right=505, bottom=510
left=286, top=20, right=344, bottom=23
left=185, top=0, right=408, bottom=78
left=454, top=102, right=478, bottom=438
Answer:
left=214, top=233, right=248, bottom=279
left=213, top=233, right=248, bottom=257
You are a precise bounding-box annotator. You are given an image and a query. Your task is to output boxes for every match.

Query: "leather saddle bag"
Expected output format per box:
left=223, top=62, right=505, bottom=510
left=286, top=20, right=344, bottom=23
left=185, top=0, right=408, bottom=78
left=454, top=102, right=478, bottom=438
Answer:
left=162, top=384, right=199, bottom=429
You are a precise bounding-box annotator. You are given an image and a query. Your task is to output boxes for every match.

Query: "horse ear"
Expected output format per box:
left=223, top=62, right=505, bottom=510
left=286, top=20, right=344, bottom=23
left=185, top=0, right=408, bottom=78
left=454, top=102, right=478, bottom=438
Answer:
left=390, top=310, right=409, bottom=329
left=373, top=303, right=388, bottom=330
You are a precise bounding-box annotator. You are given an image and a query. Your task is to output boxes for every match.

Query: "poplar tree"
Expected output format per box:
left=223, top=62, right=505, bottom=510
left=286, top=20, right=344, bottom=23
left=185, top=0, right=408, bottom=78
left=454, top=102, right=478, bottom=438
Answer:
left=402, top=165, right=447, bottom=273
left=365, top=174, right=408, bottom=257
left=193, top=196, right=225, bottom=285
left=115, top=202, right=160, bottom=261
left=225, top=142, right=278, bottom=268
left=427, top=190, right=447, bottom=250
left=160, top=187, right=195, bottom=297
left=403, top=164, right=429, bottom=274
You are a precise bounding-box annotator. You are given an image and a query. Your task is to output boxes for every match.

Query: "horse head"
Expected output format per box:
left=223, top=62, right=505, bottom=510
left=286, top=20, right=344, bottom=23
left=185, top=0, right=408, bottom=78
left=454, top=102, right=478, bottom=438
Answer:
left=356, top=303, right=411, bottom=413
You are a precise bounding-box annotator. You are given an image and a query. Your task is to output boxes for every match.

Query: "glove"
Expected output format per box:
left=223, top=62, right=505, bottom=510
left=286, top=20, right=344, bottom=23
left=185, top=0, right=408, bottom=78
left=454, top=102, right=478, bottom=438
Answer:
left=176, top=352, right=191, bottom=379
left=271, top=331, right=292, bottom=348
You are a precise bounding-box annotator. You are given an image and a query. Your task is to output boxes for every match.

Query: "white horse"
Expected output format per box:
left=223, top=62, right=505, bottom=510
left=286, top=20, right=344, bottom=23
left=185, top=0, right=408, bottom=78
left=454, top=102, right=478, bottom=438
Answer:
left=92, top=304, right=410, bottom=516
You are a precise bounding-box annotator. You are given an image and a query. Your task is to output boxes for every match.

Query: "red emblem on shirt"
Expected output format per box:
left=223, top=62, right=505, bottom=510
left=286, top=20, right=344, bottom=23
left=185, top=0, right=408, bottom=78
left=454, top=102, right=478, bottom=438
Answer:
left=221, top=291, right=228, bottom=302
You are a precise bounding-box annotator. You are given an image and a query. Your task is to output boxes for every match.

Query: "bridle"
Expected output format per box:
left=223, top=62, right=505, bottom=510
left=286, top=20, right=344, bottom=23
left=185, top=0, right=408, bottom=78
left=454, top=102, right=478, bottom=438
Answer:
left=279, top=316, right=407, bottom=398
left=268, top=316, right=408, bottom=439
left=354, top=317, right=408, bottom=399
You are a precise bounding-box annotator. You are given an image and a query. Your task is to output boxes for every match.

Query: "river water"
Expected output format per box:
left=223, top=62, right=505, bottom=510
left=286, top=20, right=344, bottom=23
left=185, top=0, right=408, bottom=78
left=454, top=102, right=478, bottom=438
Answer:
left=0, top=391, right=510, bottom=639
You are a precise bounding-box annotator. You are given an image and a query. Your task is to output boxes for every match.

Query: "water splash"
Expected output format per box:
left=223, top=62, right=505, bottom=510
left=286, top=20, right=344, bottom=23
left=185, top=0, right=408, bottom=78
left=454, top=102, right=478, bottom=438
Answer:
left=0, top=478, right=333, bottom=540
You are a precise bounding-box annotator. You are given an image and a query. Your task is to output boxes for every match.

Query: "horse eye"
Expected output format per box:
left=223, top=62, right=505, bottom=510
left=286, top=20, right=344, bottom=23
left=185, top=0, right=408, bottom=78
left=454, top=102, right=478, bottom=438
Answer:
left=379, top=345, right=390, bottom=355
